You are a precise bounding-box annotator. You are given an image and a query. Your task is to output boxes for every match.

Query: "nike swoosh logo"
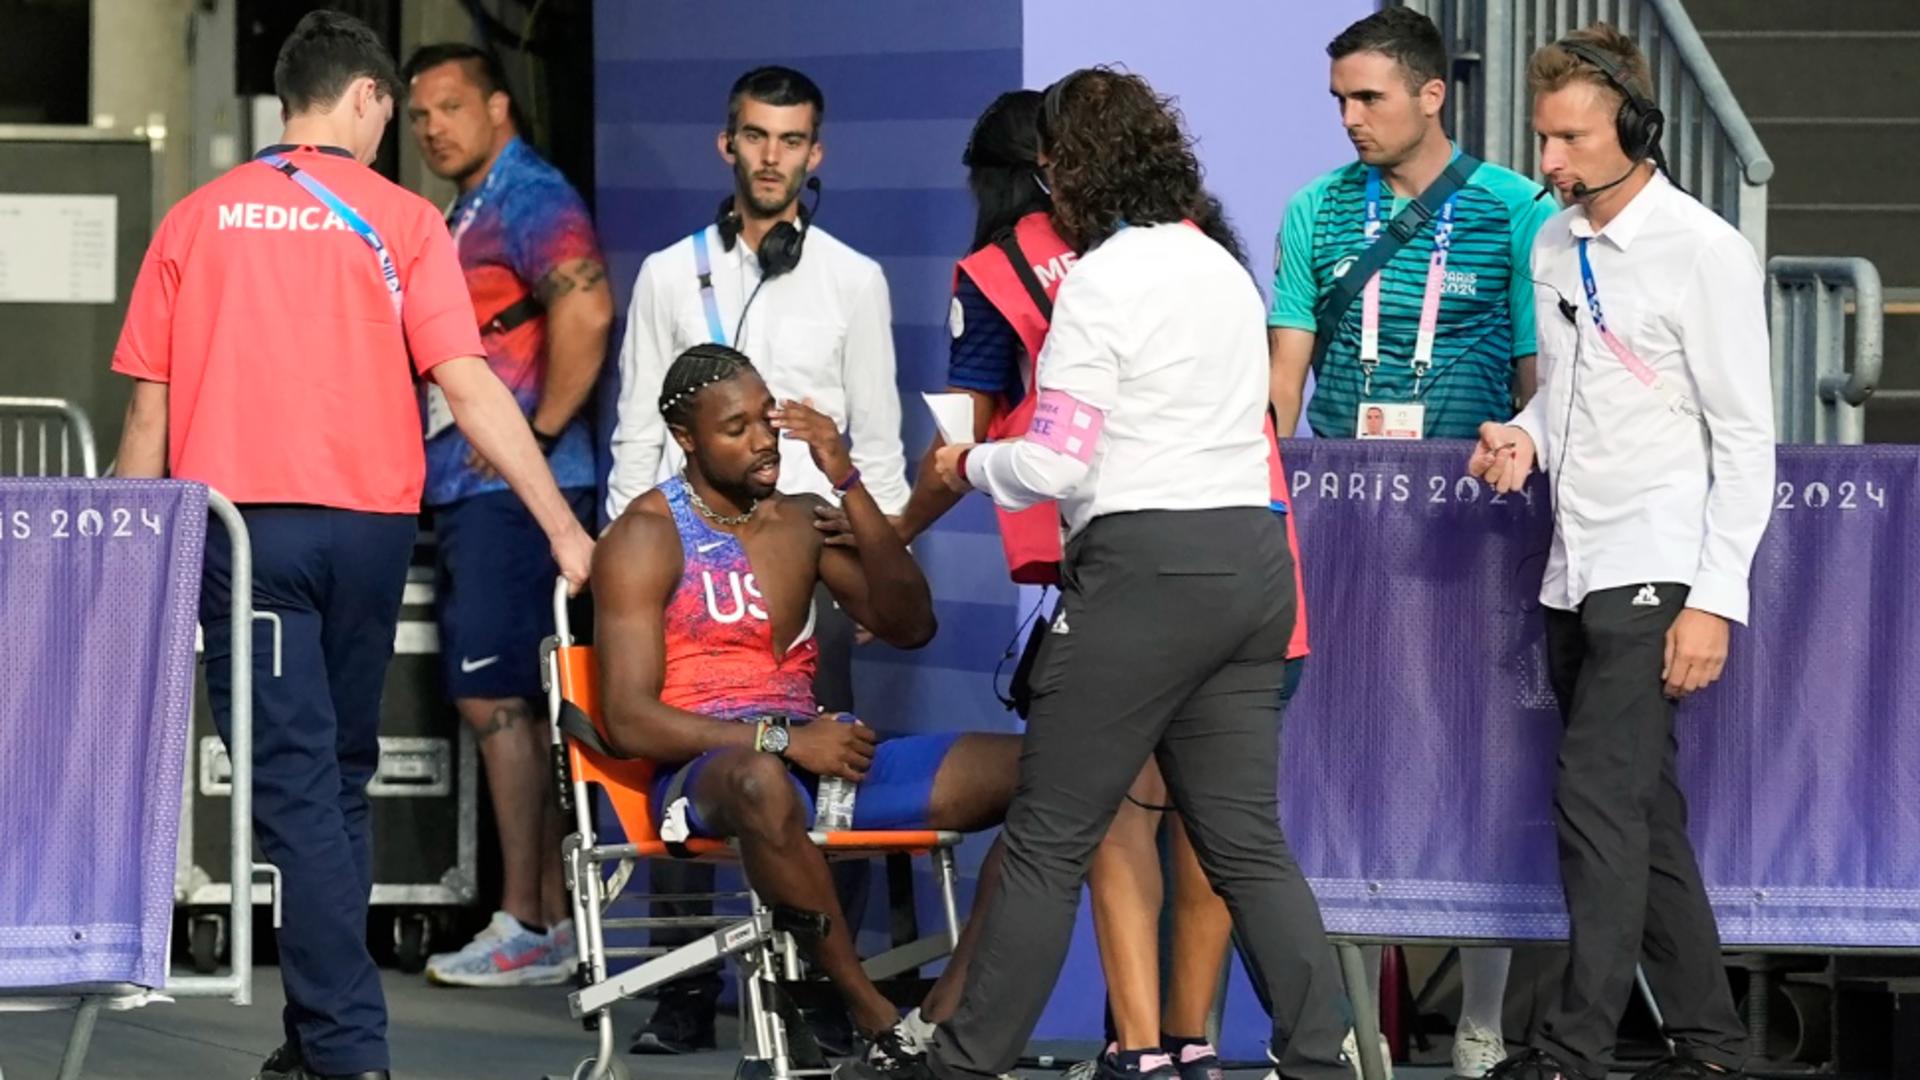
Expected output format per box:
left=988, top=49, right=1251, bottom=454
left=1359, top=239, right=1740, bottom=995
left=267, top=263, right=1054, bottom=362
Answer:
left=493, top=943, right=551, bottom=971
left=696, top=540, right=727, bottom=554
left=460, top=655, right=501, bottom=673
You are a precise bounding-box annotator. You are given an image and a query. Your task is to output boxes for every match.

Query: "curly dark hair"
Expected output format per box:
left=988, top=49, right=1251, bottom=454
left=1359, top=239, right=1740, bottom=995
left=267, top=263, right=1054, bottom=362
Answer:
left=1038, top=67, right=1238, bottom=260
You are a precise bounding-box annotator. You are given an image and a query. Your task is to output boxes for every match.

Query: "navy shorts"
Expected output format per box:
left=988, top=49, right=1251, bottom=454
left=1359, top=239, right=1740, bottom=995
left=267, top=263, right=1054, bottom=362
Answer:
left=652, top=730, right=963, bottom=838
left=433, top=487, right=593, bottom=699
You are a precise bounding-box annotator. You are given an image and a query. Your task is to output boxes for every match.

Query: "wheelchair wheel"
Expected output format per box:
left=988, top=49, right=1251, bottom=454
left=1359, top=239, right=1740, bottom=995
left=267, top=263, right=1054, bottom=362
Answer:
left=188, top=914, right=224, bottom=975
left=734, top=1060, right=774, bottom=1080
left=392, top=911, right=432, bottom=974
left=571, top=1056, right=634, bottom=1080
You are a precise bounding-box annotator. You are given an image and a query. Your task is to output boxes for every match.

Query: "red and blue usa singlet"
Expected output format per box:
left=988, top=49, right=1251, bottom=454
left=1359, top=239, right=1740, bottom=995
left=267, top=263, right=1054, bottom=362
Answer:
left=656, top=476, right=818, bottom=722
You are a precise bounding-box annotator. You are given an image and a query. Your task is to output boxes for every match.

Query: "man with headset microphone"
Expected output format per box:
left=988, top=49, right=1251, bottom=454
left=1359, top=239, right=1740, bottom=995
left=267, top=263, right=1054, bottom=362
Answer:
left=606, top=64, right=908, bottom=1056
left=1471, top=24, right=1773, bottom=1080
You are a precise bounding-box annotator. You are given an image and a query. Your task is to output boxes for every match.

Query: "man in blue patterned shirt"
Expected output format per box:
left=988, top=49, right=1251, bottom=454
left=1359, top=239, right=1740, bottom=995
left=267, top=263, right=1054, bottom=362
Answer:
left=403, top=42, right=612, bottom=988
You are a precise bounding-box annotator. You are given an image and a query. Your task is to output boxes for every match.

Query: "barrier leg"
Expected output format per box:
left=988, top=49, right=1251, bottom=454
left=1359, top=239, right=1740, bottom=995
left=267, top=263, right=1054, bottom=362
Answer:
left=1337, top=942, right=1389, bottom=1080
left=55, top=998, right=102, bottom=1080
left=1636, top=964, right=1676, bottom=1055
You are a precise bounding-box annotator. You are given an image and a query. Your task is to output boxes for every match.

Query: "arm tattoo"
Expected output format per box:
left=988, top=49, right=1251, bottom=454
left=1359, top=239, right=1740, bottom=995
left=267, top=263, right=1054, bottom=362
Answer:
left=536, top=259, right=609, bottom=304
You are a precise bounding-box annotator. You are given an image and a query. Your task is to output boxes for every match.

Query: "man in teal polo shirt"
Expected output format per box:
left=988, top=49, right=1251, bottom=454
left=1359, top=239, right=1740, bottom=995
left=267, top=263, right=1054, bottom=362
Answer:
left=1265, top=8, right=1555, bottom=1079
left=1271, top=7, right=1554, bottom=444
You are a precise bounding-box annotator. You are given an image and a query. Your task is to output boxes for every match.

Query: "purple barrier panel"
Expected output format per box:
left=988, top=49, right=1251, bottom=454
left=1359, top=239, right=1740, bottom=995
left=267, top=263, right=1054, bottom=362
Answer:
left=1278, top=440, right=1920, bottom=948
left=0, top=479, right=207, bottom=988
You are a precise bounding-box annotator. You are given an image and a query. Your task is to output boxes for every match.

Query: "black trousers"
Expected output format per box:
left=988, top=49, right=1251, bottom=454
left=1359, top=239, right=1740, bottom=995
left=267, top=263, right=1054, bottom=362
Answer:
left=648, top=582, right=866, bottom=1006
left=928, top=508, right=1349, bottom=1080
left=1537, top=583, right=1746, bottom=1078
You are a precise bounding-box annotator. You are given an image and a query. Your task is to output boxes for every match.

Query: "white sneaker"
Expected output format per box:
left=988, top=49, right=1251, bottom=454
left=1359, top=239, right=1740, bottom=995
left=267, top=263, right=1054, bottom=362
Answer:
left=1450, top=1018, right=1505, bottom=1079
left=1339, top=1030, right=1394, bottom=1079
left=547, top=917, right=576, bottom=961
left=895, top=1007, right=937, bottom=1055
left=424, top=910, right=570, bottom=987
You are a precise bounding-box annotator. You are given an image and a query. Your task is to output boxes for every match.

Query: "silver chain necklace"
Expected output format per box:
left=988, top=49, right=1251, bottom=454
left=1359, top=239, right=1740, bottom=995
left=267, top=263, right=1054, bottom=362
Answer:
left=688, top=481, right=757, bottom=527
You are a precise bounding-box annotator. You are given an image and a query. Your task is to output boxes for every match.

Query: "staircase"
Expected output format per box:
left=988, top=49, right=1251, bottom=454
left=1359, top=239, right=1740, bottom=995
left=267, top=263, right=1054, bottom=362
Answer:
left=1687, top=0, right=1920, bottom=442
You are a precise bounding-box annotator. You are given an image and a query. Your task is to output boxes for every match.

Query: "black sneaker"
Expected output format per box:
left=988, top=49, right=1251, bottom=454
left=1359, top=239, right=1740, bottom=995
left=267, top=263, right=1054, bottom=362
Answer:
left=839, top=1050, right=935, bottom=1080
left=1096, top=1048, right=1179, bottom=1080
left=1631, top=1058, right=1745, bottom=1080
left=1166, top=1041, right=1223, bottom=1080
left=257, top=1046, right=389, bottom=1080
left=255, top=1043, right=305, bottom=1080
left=630, top=989, right=719, bottom=1054
left=1486, top=1048, right=1578, bottom=1080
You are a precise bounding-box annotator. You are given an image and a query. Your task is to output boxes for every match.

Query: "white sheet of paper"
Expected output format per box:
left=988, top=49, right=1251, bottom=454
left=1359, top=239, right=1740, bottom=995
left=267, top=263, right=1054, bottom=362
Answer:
left=0, top=194, right=116, bottom=304
left=922, top=392, right=976, bottom=446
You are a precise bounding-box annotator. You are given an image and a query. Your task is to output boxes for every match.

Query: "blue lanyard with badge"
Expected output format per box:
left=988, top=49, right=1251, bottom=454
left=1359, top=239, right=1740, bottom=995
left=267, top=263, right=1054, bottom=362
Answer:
left=1354, top=167, right=1458, bottom=440
left=447, top=164, right=500, bottom=247
left=261, top=154, right=403, bottom=315
left=1577, top=238, right=1703, bottom=423
left=422, top=168, right=505, bottom=438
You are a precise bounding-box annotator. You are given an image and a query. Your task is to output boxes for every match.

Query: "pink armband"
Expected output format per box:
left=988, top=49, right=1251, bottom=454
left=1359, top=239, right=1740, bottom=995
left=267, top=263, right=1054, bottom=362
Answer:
left=1022, top=389, right=1106, bottom=464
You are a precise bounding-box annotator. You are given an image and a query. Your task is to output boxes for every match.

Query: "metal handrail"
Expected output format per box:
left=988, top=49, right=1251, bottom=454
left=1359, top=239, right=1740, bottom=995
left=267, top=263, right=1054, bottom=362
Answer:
left=1406, top=0, right=1774, bottom=255
left=167, top=487, right=257, bottom=1005
left=1646, top=0, right=1773, bottom=186
left=1768, top=256, right=1884, bottom=445
left=0, top=396, right=99, bottom=478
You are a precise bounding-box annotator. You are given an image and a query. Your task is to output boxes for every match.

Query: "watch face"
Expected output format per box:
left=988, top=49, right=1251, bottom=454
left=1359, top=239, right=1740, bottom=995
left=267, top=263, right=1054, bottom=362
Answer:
left=763, top=725, right=790, bottom=754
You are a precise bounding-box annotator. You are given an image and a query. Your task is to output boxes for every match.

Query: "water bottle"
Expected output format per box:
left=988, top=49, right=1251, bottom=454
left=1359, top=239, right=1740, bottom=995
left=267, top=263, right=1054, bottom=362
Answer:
left=813, top=715, right=860, bottom=831
left=814, top=774, right=857, bottom=831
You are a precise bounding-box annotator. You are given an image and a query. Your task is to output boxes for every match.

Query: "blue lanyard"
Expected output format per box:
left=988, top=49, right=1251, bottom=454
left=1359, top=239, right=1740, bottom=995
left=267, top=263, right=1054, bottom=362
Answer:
left=1574, top=236, right=1689, bottom=411
left=1576, top=238, right=1608, bottom=331
left=448, top=165, right=499, bottom=247
left=261, top=154, right=402, bottom=315
left=690, top=226, right=728, bottom=346
left=1361, top=169, right=1461, bottom=251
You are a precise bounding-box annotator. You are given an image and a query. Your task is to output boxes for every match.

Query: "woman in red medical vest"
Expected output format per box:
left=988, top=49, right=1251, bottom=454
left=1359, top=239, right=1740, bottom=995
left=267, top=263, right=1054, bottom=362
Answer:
left=895, top=91, right=1313, bottom=1080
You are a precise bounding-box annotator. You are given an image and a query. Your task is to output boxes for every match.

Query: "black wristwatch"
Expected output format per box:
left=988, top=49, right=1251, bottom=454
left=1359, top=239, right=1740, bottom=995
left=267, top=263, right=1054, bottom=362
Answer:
left=531, top=427, right=560, bottom=455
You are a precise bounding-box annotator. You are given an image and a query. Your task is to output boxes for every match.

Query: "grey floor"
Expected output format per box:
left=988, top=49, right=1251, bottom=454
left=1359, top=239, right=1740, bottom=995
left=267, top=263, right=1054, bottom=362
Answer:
left=0, top=968, right=1479, bottom=1080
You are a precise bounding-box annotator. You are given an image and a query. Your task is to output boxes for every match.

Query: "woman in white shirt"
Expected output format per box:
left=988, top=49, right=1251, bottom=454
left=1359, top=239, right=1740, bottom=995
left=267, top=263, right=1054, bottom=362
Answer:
left=846, top=68, right=1352, bottom=1080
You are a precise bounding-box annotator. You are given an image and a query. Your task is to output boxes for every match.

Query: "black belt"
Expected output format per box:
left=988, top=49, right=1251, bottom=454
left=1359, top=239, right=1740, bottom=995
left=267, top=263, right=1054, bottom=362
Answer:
left=482, top=294, right=545, bottom=336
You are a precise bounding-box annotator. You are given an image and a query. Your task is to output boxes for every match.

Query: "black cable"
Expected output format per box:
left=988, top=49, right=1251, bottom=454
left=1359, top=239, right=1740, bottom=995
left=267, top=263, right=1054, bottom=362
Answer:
left=1553, top=311, right=1582, bottom=519
left=733, top=276, right=769, bottom=346
left=992, top=588, right=1053, bottom=710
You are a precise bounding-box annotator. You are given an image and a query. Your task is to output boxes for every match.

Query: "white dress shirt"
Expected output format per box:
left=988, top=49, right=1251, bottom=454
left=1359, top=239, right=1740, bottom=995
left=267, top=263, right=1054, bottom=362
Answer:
left=606, top=221, right=909, bottom=521
left=1511, top=172, right=1775, bottom=623
left=964, top=223, right=1270, bottom=537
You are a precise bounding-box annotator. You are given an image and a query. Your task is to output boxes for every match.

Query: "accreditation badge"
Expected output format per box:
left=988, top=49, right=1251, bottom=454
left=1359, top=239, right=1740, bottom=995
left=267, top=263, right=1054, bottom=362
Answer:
left=1356, top=401, right=1425, bottom=440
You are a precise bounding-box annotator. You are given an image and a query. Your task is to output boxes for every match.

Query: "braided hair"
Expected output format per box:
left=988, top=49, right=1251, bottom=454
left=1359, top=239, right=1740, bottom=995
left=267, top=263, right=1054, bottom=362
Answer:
left=659, top=344, right=757, bottom=428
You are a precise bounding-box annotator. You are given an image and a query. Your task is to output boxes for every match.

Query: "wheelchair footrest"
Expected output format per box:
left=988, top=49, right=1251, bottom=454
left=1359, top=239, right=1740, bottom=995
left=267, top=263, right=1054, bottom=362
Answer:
left=570, top=909, right=775, bottom=1018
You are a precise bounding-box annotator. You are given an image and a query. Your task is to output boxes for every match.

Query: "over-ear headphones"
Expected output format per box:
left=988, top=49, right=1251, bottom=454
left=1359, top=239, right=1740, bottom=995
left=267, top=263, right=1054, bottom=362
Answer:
left=1036, top=69, right=1086, bottom=150
left=714, top=176, right=822, bottom=279
left=1556, top=39, right=1664, bottom=162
